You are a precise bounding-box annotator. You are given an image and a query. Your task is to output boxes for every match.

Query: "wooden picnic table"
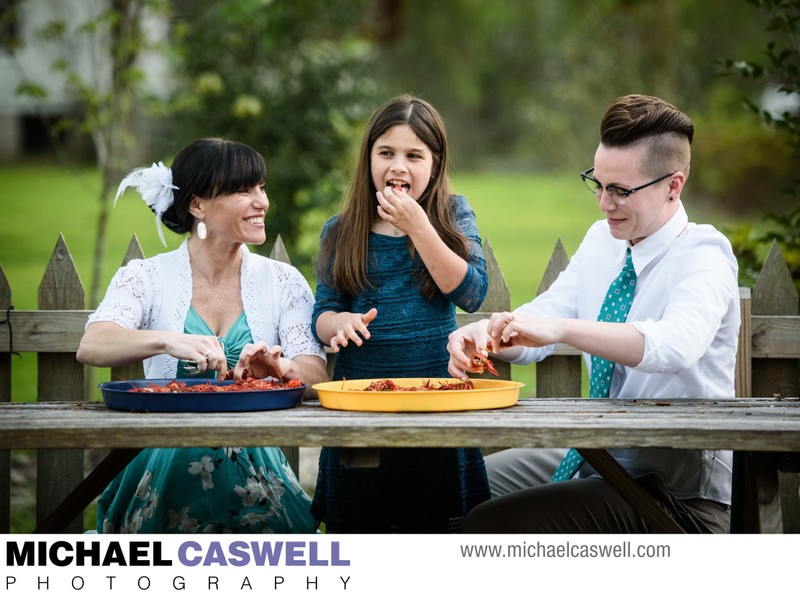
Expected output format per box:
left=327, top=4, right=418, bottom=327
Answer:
left=2, top=396, right=799, bottom=534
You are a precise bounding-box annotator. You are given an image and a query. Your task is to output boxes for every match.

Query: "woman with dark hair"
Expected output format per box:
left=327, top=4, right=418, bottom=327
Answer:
left=77, top=138, right=328, bottom=533
left=310, top=95, right=491, bottom=533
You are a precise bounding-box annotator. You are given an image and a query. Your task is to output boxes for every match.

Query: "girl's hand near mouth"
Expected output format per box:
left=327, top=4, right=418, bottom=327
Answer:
left=376, top=184, right=427, bottom=236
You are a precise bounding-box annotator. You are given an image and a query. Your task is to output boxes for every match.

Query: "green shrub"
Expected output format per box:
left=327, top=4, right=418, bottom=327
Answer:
left=692, top=86, right=796, bottom=218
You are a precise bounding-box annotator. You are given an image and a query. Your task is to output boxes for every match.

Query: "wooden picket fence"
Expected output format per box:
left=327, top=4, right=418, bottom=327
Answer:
left=0, top=234, right=798, bottom=533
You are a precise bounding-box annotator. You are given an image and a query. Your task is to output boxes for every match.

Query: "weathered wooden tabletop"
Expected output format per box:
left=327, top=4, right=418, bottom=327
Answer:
left=3, top=397, right=799, bottom=452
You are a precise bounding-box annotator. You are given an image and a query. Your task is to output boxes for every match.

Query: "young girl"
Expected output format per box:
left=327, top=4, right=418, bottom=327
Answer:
left=311, top=95, right=491, bottom=532
left=77, top=138, right=329, bottom=533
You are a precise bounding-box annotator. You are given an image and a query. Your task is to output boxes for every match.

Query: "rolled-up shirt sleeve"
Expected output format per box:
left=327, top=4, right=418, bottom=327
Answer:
left=632, top=241, right=740, bottom=374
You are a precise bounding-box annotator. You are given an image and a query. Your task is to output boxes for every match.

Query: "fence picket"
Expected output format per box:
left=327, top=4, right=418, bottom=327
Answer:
left=536, top=239, right=582, bottom=397
left=752, top=240, right=800, bottom=533
left=265, top=235, right=299, bottom=474
left=753, top=241, right=800, bottom=398
left=37, top=235, right=86, bottom=533
left=269, top=234, right=291, bottom=263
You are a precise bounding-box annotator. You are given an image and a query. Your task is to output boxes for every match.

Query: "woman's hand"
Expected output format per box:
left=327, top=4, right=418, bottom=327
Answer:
left=77, top=322, right=229, bottom=377
left=230, top=342, right=285, bottom=381
left=170, top=334, right=229, bottom=377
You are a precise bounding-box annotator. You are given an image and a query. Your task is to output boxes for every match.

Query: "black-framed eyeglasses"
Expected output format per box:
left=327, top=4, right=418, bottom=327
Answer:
left=580, top=168, right=675, bottom=206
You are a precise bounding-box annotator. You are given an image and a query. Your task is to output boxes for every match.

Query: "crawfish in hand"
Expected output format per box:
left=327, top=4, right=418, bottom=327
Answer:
left=470, top=348, right=499, bottom=376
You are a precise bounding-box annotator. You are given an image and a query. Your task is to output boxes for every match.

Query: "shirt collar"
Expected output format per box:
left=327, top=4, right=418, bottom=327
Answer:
left=627, top=202, right=689, bottom=273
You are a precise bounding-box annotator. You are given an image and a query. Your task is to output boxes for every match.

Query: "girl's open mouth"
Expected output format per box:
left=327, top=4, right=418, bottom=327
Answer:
left=387, top=180, right=410, bottom=192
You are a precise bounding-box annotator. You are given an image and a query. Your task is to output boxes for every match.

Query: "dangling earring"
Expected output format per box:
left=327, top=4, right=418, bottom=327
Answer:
left=197, top=220, right=207, bottom=240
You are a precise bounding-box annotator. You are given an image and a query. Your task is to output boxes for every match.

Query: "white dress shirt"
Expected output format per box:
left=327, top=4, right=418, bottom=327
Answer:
left=512, top=203, right=740, bottom=504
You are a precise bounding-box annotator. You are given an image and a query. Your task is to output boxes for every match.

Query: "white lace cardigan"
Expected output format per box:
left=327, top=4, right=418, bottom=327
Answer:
left=87, top=240, right=325, bottom=378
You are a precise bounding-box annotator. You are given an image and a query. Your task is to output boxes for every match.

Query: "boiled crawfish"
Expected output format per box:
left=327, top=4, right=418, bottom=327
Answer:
left=421, top=378, right=475, bottom=390
left=471, top=348, right=499, bottom=376
left=130, top=377, right=302, bottom=393
left=363, top=379, right=402, bottom=391
left=361, top=378, right=475, bottom=391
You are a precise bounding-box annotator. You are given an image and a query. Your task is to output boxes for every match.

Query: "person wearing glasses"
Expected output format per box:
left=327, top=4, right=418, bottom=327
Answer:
left=446, top=94, right=740, bottom=533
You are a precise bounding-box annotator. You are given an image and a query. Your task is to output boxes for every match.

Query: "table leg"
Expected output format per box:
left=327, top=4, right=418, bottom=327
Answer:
left=578, top=448, right=685, bottom=534
left=731, top=451, right=783, bottom=533
left=33, top=448, right=141, bottom=534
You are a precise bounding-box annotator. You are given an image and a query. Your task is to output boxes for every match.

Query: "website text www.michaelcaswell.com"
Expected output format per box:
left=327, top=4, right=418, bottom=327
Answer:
left=459, top=540, right=670, bottom=560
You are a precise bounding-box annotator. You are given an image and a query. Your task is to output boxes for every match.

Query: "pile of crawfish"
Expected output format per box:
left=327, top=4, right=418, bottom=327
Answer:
left=359, top=378, right=475, bottom=392
left=129, top=377, right=303, bottom=393
left=353, top=348, right=496, bottom=392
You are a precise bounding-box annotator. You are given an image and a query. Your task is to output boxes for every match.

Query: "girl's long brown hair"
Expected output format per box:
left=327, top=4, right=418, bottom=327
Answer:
left=318, top=95, right=469, bottom=299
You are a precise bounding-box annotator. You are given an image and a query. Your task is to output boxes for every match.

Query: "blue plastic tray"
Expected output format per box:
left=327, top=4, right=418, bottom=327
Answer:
left=99, top=378, right=307, bottom=412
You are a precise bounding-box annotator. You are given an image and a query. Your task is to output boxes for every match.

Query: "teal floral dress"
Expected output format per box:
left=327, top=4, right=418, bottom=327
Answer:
left=96, top=308, right=316, bottom=534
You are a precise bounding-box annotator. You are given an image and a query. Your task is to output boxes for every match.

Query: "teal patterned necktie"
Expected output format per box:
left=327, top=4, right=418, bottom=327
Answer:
left=551, top=248, right=637, bottom=482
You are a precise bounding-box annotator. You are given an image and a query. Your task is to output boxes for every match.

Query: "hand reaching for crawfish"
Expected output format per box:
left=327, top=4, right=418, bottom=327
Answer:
left=228, top=343, right=286, bottom=381
left=447, top=322, right=498, bottom=379
left=487, top=311, right=563, bottom=351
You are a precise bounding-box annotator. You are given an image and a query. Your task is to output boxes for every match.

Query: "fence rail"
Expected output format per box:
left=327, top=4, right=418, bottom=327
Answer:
left=1, top=234, right=798, bottom=533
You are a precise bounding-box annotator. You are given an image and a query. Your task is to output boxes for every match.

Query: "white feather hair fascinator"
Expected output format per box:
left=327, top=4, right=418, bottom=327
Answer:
left=114, top=161, right=179, bottom=246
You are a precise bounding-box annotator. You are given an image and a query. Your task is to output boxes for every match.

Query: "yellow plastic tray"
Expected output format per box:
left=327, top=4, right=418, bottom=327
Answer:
left=313, top=378, right=524, bottom=412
